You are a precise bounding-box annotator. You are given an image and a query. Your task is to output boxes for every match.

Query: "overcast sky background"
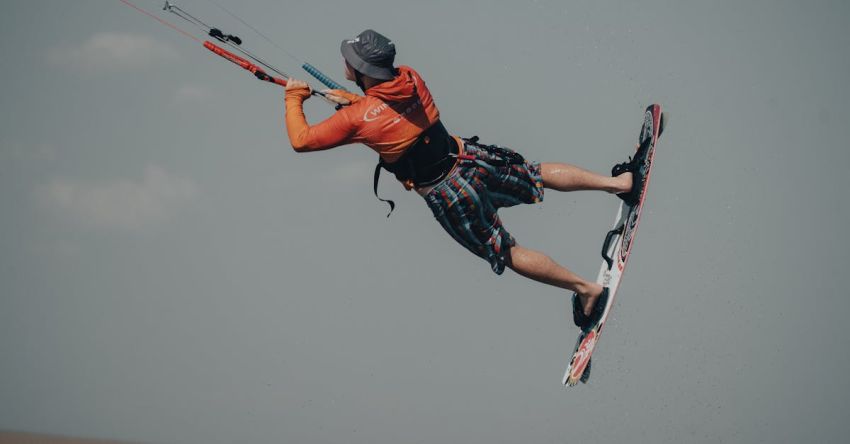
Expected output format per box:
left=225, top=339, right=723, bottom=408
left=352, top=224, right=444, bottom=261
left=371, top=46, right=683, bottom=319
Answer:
left=2, top=0, right=849, bottom=443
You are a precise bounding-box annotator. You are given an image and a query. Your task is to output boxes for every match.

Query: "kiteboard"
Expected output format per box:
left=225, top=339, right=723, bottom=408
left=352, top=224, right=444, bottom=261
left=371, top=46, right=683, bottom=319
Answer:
left=563, top=104, right=666, bottom=386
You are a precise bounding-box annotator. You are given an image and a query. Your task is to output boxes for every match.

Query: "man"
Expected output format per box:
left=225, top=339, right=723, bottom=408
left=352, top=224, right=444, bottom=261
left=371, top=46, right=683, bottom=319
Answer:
left=283, top=30, right=639, bottom=329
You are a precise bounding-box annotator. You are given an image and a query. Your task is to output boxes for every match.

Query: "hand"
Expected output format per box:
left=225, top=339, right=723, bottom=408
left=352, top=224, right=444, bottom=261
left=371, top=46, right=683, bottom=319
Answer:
left=320, top=89, right=351, bottom=106
left=285, top=78, right=312, bottom=95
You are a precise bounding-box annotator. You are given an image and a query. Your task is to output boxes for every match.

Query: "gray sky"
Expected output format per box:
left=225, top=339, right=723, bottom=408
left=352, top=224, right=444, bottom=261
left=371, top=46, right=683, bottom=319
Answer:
left=2, top=0, right=849, bottom=443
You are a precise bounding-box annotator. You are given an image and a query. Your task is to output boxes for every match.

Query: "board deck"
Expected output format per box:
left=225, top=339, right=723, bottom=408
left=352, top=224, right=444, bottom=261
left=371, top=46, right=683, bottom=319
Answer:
left=563, top=104, right=665, bottom=386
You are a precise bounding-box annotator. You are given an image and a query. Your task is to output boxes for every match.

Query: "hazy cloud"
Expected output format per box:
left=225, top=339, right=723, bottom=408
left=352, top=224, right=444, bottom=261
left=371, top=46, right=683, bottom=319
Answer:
left=174, top=84, right=211, bottom=104
left=47, top=32, right=178, bottom=72
left=36, top=165, right=198, bottom=231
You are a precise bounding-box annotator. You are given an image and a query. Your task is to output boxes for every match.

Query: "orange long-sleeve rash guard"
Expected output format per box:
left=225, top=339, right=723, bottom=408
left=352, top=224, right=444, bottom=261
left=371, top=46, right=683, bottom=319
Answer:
left=285, top=66, right=442, bottom=164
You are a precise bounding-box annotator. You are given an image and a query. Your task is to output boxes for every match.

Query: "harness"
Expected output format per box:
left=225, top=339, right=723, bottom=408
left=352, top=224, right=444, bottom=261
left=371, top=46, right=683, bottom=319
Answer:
left=373, top=128, right=527, bottom=217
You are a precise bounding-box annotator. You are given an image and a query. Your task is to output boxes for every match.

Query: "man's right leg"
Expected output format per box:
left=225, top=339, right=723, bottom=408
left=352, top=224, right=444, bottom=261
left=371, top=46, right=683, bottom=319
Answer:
left=504, top=243, right=603, bottom=316
left=423, top=153, right=609, bottom=317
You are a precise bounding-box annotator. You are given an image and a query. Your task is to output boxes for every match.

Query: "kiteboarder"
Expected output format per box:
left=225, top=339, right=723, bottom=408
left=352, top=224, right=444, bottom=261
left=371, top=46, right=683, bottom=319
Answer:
left=283, top=29, right=638, bottom=323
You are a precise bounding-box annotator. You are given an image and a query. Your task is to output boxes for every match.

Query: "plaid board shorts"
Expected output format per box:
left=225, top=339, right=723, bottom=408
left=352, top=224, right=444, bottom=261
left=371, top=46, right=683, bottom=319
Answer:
left=423, top=141, right=545, bottom=275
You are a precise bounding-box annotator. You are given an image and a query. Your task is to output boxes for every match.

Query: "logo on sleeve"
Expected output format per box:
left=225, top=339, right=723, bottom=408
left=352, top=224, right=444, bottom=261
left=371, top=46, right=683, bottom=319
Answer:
left=363, top=103, right=389, bottom=122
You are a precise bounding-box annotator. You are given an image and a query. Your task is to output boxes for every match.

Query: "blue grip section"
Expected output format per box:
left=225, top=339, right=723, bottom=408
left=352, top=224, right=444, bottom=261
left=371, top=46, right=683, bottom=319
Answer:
left=302, top=63, right=347, bottom=91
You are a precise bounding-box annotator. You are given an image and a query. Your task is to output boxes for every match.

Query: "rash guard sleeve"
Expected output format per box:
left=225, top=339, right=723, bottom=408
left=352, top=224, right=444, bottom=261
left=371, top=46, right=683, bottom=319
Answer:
left=285, top=88, right=358, bottom=152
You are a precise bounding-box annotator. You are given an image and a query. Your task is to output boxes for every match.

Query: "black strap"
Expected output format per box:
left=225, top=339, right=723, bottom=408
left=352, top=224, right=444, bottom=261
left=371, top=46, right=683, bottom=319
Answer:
left=461, top=136, right=525, bottom=166
left=373, top=163, right=396, bottom=218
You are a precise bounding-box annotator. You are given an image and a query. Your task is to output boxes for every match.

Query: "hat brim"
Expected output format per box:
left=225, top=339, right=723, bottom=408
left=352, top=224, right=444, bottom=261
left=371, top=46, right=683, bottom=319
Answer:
left=340, top=40, right=396, bottom=81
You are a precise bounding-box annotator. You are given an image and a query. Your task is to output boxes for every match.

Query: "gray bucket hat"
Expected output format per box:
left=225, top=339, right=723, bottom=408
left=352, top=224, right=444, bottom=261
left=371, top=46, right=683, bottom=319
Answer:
left=340, top=29, right=397, bottom=80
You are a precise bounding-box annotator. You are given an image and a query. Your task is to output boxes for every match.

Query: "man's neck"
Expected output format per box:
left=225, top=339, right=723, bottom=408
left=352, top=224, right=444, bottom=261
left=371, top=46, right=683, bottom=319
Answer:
left=361, top=76, right=384, bottom=91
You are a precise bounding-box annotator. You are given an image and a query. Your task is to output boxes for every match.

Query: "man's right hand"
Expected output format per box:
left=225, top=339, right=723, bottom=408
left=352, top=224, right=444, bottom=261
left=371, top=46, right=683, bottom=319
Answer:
left=321, top=89, right=362, bottom=106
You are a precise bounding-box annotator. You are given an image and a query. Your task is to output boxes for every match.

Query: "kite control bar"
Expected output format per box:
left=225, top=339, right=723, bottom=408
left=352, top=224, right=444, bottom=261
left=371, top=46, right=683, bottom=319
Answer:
left=120, top=0, right=348, bottom=106
left=160, top=0, right=344, bottom=93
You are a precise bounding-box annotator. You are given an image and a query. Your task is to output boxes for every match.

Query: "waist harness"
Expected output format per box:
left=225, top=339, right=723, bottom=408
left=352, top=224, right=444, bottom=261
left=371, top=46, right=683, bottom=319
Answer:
left=373, top=128, right=526, bottom=217
left=373, top=120, right=458, bottom=217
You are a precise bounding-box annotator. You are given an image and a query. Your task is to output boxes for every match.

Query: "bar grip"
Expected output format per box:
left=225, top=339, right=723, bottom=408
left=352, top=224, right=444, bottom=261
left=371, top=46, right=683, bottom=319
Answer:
left=302, top=63, right=347, bottom=91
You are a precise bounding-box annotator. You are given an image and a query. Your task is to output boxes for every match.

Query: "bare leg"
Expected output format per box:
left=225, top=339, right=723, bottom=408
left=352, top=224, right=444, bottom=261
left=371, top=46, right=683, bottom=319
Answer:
left=505, top=244, right=602, bottom=315
left=540, top=162, right=631, bottom=194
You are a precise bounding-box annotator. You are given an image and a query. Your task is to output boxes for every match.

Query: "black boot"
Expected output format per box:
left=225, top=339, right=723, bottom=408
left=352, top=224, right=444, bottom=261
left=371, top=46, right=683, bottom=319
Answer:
left=572, top=288, right=609, bottom=331
left=612, top=145, right=648, bottom=206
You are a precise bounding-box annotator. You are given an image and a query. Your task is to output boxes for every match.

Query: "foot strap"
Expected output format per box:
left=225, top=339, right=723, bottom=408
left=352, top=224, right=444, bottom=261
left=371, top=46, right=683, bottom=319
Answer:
left=572, top=288, right=609, bottom=331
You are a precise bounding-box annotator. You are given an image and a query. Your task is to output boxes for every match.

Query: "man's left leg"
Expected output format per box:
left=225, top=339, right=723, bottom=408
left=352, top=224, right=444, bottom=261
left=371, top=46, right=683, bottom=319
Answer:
left=504, top=243, right=602, bottom=316
left=540, top=162, right=631, bottom=194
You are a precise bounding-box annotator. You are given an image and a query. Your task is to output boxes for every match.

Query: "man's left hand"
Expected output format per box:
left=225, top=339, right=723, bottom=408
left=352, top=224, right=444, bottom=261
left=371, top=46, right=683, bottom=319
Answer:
left=285, top=78, right=312, bottom=98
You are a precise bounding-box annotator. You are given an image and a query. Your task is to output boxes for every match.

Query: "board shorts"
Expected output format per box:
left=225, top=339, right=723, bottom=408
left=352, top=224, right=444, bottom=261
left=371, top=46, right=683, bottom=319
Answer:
left=423, top=141, right=545, bottom=275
